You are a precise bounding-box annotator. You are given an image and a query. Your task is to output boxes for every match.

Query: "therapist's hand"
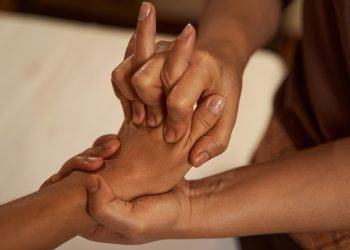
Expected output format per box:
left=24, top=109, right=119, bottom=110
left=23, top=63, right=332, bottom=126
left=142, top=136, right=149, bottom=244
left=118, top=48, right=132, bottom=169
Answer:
left=84, top=174, right=192, bottom=244
left=111, top=2, right=195, bottom=129
left=113, top=3, right=241, bottom=168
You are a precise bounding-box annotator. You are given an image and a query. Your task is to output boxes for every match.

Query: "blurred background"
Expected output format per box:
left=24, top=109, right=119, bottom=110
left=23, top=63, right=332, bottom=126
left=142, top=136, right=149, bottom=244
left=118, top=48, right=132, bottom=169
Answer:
left=0, top=0, right=302, bottom=64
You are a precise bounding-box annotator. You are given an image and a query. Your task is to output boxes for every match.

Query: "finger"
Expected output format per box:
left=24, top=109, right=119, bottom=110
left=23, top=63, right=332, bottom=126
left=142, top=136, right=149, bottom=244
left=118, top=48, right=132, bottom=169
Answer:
left=111, top=55, right=138, bottom=122
left=156, top=40, right=175, bottom=54
left=160, top=24, right=196, bottom=95
left=124, top=32, right=136, bottom=60
left=87, top=175, right=138, bottom=234
left=190, top=99, right=237, bottom=167
left=43, top=155, right=104, bottom=187
left=111, top=55, right=137, bottom=101
left=131, top=53, right=168, bottom=127
left=146, top=105, right=164, bottom=127
left=56, top=155, right=104, bottom=180
left=165, top=65, right=211, bottom=143
left=133, top=2, right=156, bottom=70
left=131, top=2, right=156, bottom=125
left=85, top=138, right=121, bottom=158
left=131, top=35, right=191, bottom=128
left=114, top=87, right=133, bottom=122
left=93, top=134, right=118, bottom=147
left=189, top=94, right=225, bottom=142
left=115, top=31, right=135, bottom=122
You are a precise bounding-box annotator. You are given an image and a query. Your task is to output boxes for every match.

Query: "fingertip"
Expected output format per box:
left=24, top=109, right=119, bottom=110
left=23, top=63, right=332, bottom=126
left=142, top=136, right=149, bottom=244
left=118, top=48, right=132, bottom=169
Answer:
left=132, top=101, right=146, bottom=125
left=86, top=175, right=100, bottom=194
left=164, top=127, right=178, bottom=143
left=138, top=2, right=153, bottom=21
left=177, top=23, right=195, bottom=40
left=191, top=151, right=210, bottom=167
left=204, top=95, right=225, bottom=115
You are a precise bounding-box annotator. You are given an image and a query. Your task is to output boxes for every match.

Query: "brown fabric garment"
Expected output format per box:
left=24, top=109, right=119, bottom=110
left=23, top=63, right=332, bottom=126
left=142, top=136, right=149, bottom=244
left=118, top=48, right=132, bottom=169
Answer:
left=240, top=115, right=350, bottom=250
left=275, top=0, right=350, bottom=149
left=273, top=0, right=350, bottom=248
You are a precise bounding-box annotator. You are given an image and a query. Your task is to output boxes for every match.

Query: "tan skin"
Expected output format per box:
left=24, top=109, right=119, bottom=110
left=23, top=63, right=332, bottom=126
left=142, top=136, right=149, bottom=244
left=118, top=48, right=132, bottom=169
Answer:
left=0, top=4, right=226, bottom=248
left=3, top=0, right=349, bottom=248
left=76, top=137, right=350, bottom=244
left=113, top=1, right=282, bottom=167
left=50, top=0, right=350, bottom=245
left=0, top=34, right=224, bottom=249
left=0, top=88, right=224, bottom=249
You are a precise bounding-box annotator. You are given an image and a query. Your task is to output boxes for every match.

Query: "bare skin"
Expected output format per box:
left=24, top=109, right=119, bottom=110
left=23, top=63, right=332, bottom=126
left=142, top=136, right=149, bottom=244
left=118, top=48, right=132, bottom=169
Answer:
left=112, top=0, right=283, bottom=167
left=0, top=134, right=120, bottom=249
left=0, top=5, right=227, bottom=248
left=55, top=137, right=350, bottom=244
left=0, top=89, right=224, bottom=249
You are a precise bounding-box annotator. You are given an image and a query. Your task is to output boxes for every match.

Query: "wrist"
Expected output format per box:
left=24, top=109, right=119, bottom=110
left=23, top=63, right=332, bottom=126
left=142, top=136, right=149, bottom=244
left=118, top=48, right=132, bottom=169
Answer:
left=196, top=28, right=253, bottom=75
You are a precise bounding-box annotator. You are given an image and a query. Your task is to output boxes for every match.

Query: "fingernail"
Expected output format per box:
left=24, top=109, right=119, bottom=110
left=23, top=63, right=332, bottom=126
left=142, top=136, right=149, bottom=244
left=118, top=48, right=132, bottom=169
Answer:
left=132, top=101, right=146, bottom=125
left=178, top=23, right=193, bottom=40
left=208, top=97, right=225, bottom=114
left=138, top=2, right=151, bottom=20
left=147, top=114, right=157, bottom=127
left=165, top=128, right=177, bottom=143
left=194, top=152, right=209, bottom=166
left=86, top=156, right=99, bottom=162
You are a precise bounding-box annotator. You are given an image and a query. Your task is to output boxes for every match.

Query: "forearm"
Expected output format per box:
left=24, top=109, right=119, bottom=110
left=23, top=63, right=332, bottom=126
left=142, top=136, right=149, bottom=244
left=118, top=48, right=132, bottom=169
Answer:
left=197, top=0, right=283, bottom=70
left=0, top=172, right=95, bottom=249
left=186, top=137, right=350, bottom=237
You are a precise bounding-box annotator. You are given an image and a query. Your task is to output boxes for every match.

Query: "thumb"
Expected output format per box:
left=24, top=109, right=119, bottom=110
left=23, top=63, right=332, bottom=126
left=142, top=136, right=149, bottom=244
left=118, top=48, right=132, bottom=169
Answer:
left=189, top=94, right=225, bottom=146
left=86, top=175, right=140, bottom=234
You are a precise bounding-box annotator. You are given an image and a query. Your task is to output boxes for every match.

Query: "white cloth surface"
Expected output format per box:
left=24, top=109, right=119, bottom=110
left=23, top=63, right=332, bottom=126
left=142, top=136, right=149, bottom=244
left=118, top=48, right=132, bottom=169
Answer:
left=0, top=12, right=286, bottom=250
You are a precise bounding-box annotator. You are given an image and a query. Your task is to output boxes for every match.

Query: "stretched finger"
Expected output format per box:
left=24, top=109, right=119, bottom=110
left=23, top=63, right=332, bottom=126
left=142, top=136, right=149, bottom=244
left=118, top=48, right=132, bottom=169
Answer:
left=131, top=2, right=157, bottom=125
left=161, top=24, right=196, bottom=95
left=165, top=65, right=211, bottom=143
left=133, top=2, right=156, bottom=70
left=190, top=99, right=238, bottom=167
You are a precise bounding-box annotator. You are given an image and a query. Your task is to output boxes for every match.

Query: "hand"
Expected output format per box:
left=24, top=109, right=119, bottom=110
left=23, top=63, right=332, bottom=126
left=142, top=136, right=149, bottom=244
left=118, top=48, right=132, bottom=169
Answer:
left=84, top=175, right=192, bottom=244
left=100, top=92, right=224, bottom=201
left=42, top=96, right=225, bottom=243
left=113, top=3, right=240, bottom=167
left=47, top=93, right=224, bottom=200
left=41, top=134, right=120, bottom=189
left=111, top=2, right=195, bottom=128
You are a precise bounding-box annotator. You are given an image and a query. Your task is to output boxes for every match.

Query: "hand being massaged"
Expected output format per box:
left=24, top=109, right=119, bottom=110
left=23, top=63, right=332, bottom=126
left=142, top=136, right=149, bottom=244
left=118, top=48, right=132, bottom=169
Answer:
left=41, top=3, right=225, bottom=242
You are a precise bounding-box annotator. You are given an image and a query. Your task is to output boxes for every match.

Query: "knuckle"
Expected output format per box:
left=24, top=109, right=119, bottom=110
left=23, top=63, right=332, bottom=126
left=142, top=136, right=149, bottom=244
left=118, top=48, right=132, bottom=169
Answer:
left=160, top=68, right=173, bottom=90
left=111, top=68, right=124, bottom=87
left=193, top=49, right=223, bottom=77
left=131, top=72, right=152, bottom=93
left=198, top=117, right=213, bottom=131
left=215, top=139, right=229, bottom=154
left=193, top=49, right=215, bottom=65
left=167, top=94, right=191, bottom=117
left=209, top=136, right=229, bottom=155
